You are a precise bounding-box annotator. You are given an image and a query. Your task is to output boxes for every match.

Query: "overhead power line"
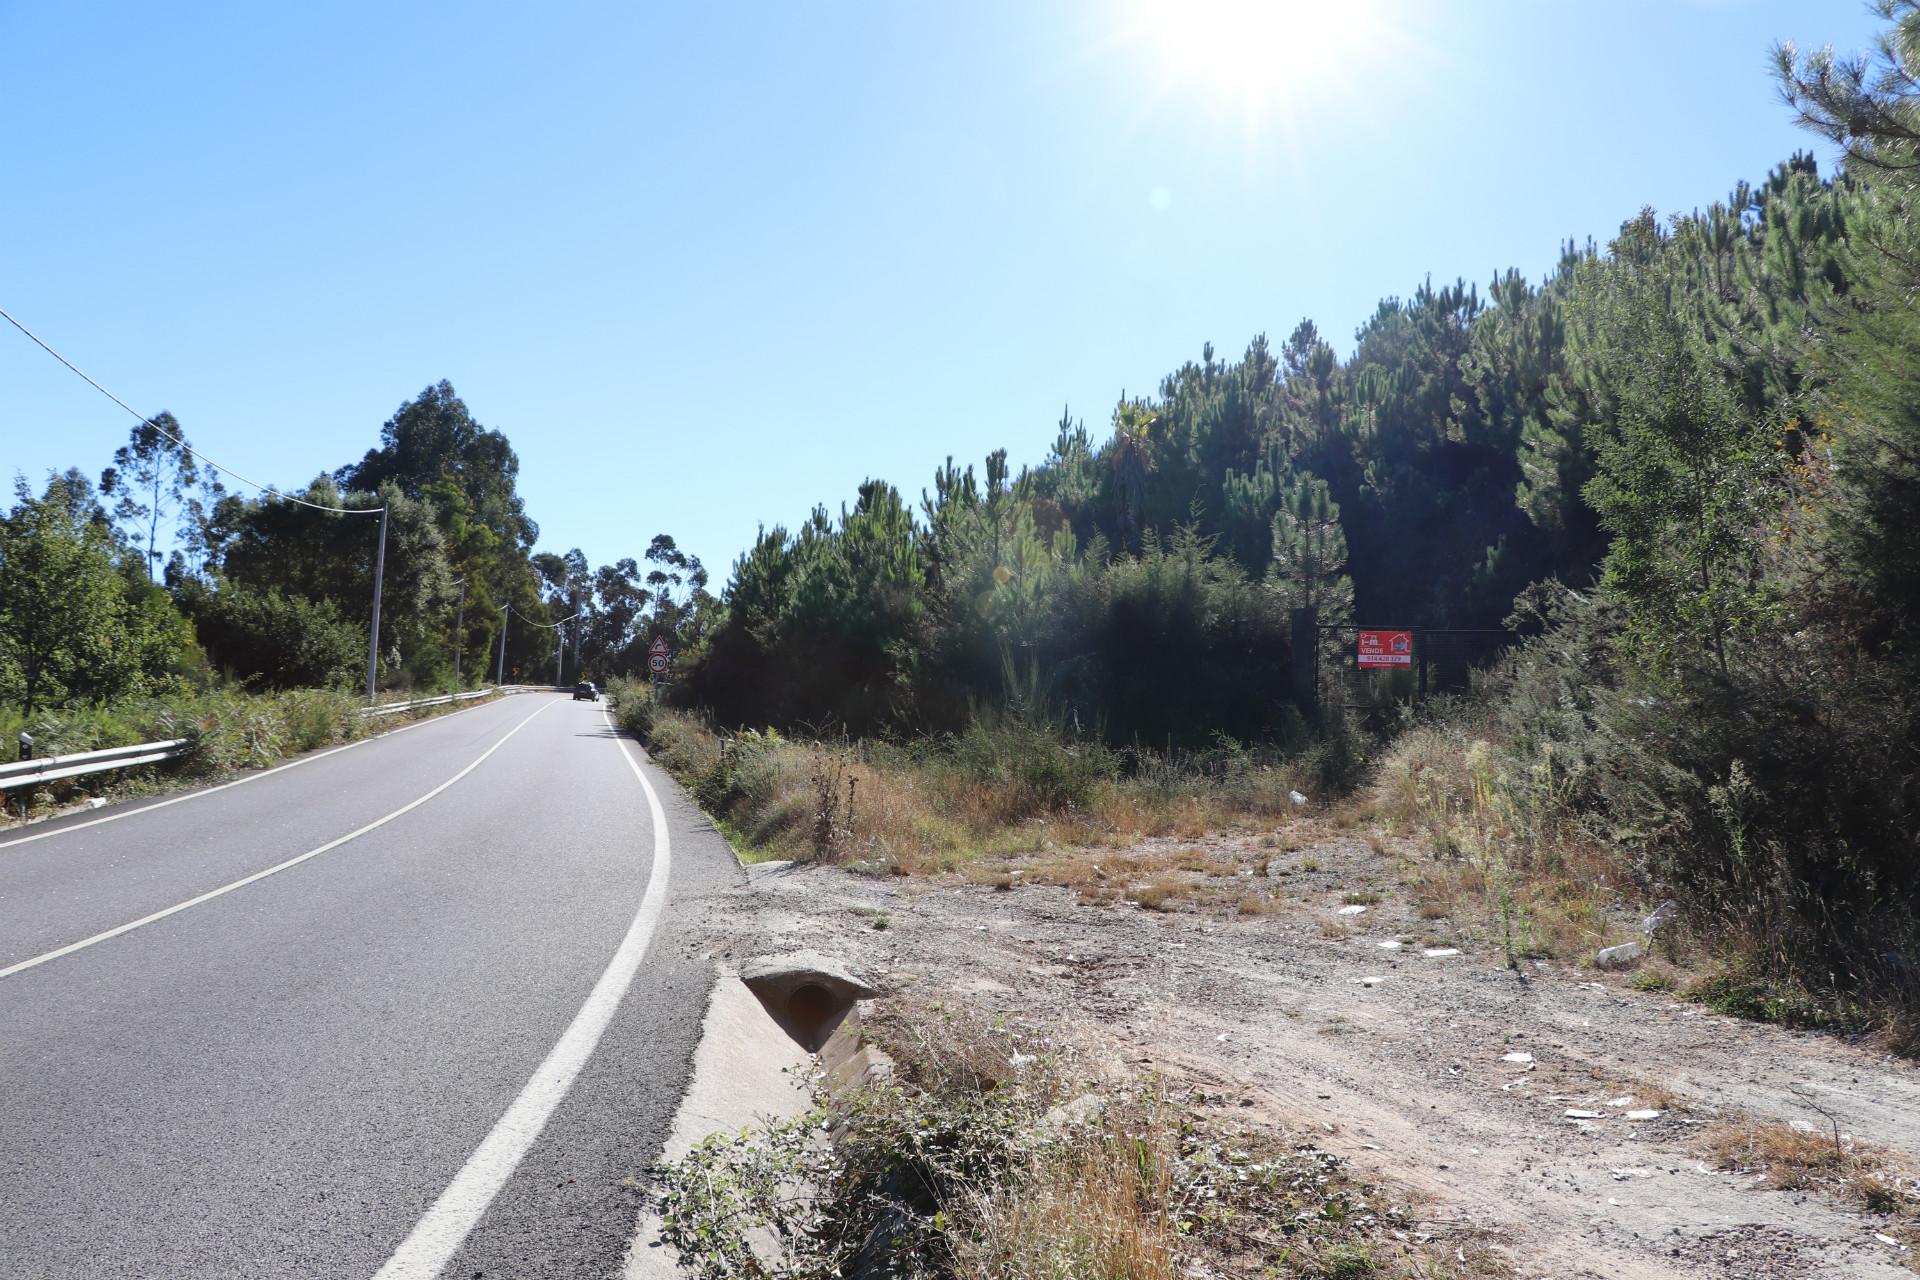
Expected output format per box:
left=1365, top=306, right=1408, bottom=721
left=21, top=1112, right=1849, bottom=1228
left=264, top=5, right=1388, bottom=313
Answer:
left=0, top=303, right=371, bottom=516
left=506, top=605, right=579, bottom=630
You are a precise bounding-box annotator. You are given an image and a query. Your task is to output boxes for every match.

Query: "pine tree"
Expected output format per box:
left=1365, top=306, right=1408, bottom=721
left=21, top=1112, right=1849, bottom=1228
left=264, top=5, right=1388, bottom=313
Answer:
left=1268, top=473, right=1354, bottom=619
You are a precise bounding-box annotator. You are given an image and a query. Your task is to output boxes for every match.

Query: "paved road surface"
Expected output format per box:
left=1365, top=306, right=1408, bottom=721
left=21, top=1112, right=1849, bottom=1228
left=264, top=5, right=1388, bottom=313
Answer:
left=0, top=693, right=740, bottom=1279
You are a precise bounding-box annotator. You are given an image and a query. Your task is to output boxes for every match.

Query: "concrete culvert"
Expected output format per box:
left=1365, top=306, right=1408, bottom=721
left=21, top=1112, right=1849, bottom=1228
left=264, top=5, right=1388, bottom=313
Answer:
left=738, top=952, right=879, bottom=1051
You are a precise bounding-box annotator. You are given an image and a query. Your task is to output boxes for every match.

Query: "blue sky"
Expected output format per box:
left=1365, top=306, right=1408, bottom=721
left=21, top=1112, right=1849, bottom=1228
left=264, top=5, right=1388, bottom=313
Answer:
left=0, top=1, right=1881, bottom=582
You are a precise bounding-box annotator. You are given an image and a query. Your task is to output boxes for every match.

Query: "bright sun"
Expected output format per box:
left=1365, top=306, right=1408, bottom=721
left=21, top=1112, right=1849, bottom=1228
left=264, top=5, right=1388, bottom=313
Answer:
left=1119, top=0, right=1397, bottom=129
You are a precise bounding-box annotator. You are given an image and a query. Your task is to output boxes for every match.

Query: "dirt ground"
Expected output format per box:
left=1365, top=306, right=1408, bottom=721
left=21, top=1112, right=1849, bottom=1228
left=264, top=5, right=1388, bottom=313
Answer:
left=684, top=819, right=1920, bottom=1280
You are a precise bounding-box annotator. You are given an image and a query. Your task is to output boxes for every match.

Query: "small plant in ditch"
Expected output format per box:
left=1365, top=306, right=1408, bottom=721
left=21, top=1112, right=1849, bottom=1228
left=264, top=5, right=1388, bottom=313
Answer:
left=808, top=751, right=857, bottom=860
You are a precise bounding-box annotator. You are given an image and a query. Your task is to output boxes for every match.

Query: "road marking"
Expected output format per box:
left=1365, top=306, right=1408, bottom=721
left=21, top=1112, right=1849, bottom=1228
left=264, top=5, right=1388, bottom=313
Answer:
left=0, top=693, right=525, bottom=853
left=371, top=704, right=672, bottom=1280
left=0, top=698, right=559, bottom=982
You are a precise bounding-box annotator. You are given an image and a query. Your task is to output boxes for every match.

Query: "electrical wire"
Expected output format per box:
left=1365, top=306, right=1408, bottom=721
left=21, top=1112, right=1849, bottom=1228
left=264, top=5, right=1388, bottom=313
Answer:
left=505, top=605, right=579, bottom=629
left=0, top=303, right=375, bottom=516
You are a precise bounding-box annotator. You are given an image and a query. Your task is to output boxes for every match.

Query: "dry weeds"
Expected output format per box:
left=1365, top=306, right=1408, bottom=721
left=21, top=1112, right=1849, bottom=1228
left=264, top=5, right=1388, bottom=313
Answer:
left=1702, top=1116, right=1920, bottom=1222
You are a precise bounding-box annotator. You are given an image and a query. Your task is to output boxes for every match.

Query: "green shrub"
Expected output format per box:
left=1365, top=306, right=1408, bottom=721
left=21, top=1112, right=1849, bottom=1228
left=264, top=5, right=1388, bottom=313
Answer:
left=945, top=714, right=1114, bottom=820
left=1480, top=584, right=1920, bottom=1045
left=606, top=675, right=656, bottom=739
left=274, top=688, right=364, bottom=753
left=181, top=583, right=363, bottom=692
left=0, top=704, right=147, bottom=759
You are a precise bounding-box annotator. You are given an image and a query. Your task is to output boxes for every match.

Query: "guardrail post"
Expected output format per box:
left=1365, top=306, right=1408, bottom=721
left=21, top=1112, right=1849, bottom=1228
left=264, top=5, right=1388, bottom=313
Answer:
left=17, top=732, right=31, bottom=762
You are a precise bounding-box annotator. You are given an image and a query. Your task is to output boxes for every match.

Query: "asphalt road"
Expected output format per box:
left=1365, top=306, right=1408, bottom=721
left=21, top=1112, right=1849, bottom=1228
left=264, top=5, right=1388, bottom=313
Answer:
left=0, top=692, right=742, bottom=1279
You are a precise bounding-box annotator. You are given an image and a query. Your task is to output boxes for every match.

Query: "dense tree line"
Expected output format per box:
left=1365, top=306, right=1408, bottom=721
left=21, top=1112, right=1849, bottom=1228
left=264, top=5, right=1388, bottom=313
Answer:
left=1, top=382, right=693, bottom=710
left=682, top=150, right=1858, bottom=743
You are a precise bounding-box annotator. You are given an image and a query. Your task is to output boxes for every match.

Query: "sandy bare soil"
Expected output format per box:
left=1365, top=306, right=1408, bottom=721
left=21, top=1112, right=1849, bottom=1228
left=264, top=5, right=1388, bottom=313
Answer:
left=685, top=821, right=1920, bottom=1279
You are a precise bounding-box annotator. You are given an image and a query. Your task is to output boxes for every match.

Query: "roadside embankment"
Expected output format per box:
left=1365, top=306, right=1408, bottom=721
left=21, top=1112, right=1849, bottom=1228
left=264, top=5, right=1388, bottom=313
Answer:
left=607, top=681, right=1920, bottom=1276
left=1, top=684, right=521, bottom=828
left=655, top=842, right=1920, bottom=1278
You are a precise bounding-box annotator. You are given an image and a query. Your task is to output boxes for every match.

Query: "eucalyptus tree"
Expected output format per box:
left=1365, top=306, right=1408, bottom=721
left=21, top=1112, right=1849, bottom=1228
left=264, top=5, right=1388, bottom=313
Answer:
left=99, top=413, right=216, bottom=578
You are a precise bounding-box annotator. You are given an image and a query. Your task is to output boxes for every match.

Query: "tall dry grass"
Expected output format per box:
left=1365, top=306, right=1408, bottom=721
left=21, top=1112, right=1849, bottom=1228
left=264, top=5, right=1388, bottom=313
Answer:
left=1370, top=724, right=1635, bottom=966
left=608, top=678, right=1338, bottom=874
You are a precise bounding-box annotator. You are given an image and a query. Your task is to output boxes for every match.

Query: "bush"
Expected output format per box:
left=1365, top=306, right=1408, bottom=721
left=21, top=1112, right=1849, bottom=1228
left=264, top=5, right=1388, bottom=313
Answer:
left=943, top=714, right=1115, bottom=823
left=606, top=675, right=657, bottom=739
left=1449, top=584, right=1920, bottom=1043
left=184, top=583, right=364, bottom=692
left=0, top=704, right=148, bottom=760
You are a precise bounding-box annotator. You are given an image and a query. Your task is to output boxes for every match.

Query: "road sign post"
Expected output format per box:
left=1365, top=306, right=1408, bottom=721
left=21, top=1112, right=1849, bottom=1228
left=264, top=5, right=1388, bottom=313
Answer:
left=648, top=637, right=671, bottom=695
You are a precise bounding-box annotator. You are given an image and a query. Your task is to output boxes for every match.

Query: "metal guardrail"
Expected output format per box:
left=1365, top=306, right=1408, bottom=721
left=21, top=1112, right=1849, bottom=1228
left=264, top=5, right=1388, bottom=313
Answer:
left=0, top=739, right=193, bottom=789
left=359, top=688, right=498, bottom=717
left=0, top=685, right=569, bottom=792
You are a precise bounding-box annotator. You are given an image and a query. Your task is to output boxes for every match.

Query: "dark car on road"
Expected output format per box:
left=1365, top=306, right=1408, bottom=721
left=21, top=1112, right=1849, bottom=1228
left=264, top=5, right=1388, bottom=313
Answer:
left=573, top=681, right=597, bottom=701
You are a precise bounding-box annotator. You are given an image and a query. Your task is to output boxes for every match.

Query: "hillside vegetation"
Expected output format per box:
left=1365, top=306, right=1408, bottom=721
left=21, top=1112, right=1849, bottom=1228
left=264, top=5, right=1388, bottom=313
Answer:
left=629, top=9, right=1920, bottom=1045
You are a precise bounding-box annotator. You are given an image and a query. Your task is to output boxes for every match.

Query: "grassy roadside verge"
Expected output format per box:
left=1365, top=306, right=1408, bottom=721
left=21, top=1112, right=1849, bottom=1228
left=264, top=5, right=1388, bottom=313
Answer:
left=1, top=685, right=509, bottom=825
left=605, top=679, right=1656, bottom=959
left=611, top=673, right=1919, bottom=1057
left=605, top=676, right=1360, bottom=874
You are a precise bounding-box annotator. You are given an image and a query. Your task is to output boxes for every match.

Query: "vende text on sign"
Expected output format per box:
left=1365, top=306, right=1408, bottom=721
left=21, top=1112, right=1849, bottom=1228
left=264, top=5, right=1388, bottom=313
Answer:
left=1357, top=629, right=1413, bottom=669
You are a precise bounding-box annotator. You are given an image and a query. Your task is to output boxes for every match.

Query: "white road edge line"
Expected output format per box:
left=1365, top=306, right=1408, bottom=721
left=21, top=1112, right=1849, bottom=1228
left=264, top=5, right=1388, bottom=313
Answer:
left=0, top=692, right=523, bottom=853
left=0, top=698, right=559, bottom=982
left=371, top=704, right=672, bottom=1280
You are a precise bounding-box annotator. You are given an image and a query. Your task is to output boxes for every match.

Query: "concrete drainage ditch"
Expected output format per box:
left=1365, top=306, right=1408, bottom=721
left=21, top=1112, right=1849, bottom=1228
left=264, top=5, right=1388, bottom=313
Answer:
left=622, top=952, right=885, bottom=1279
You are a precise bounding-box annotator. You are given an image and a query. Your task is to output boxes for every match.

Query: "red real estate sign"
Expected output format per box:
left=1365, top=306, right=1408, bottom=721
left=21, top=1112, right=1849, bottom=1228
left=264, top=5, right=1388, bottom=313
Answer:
left=1357, top=629, right=1413, bottom=669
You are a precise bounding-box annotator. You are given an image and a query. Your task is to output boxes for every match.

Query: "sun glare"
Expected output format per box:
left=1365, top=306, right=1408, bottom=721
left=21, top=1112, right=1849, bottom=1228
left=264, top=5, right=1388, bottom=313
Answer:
left=1117, top=0, right=1401, bottom=144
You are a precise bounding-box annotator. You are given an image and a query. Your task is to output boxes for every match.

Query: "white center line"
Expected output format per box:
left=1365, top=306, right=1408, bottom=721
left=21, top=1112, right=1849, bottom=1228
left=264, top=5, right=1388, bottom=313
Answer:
left=0, top=697, right=560, bottom=982
left=370, top=703, right=672, bottom=1280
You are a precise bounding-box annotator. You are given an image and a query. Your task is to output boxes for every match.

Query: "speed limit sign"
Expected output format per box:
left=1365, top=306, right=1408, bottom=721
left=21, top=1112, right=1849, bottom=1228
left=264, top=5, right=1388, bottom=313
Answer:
left=648, top=637, right=671, bottom=674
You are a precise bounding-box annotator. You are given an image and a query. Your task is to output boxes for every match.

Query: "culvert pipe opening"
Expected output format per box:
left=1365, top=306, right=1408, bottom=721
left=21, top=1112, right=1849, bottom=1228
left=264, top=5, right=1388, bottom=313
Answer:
left=737, top=953, right=880, bottom=1053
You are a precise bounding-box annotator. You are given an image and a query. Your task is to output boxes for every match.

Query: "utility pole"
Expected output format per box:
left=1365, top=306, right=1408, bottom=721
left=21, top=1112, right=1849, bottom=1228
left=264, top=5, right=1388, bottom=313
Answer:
left=496, top=606, right=509, bottom=685
left=553, top=627, right=562, bottom=686
left=364, top=505, right=389, bottom=702
left=452, top=579, right=467, bottom=685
